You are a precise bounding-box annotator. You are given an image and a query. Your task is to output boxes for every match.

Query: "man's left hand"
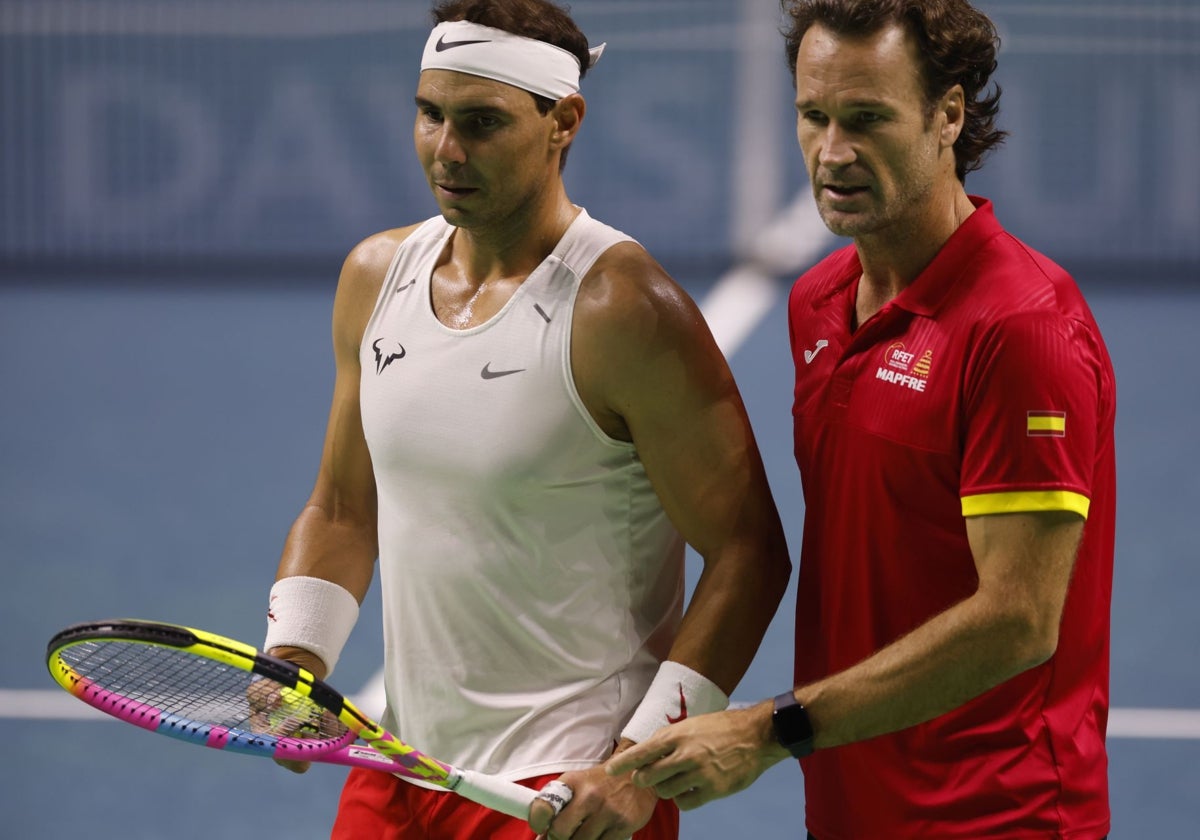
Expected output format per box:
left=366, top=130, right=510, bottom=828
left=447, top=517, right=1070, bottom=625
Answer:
left=603, top=704, right=788, bottom=811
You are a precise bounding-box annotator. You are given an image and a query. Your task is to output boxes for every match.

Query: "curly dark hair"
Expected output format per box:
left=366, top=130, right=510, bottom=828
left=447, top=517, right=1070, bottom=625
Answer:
left=782, top=0, right=1007, bottom=182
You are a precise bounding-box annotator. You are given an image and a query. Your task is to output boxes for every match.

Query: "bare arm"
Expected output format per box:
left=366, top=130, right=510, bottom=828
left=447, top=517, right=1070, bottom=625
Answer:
left=532, top=244, right=792, bottom=838
left=577, top=243, right=792, bottom=692
left=268, top=229, right=414, bottom=680
left=798, top=509, right=1082, bottom=748
left=608, top=509, right=1084, bottom=809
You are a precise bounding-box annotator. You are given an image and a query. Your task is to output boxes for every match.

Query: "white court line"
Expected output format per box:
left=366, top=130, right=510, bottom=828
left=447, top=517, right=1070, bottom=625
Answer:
left=0, top=690, right=113, bottom=721
left=699, top=264, right=780, bottom=357
left=4, top=688, right=1199, bottom=740
left=1108, top=708, right=1200, bottom=739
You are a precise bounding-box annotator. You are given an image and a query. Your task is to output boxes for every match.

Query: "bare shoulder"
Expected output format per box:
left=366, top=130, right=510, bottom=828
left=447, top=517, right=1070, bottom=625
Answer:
left=573, top=240, right=726, bottom=439
left=332, top=224, right=423, bottom=352
left=337, top=225, right=421, bottom=307
left=575, top=240, right=706, bottom=353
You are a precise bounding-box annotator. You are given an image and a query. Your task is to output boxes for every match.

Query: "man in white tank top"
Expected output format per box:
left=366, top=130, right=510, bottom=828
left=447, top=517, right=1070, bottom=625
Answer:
left=261, top=2, right=792, bottom=839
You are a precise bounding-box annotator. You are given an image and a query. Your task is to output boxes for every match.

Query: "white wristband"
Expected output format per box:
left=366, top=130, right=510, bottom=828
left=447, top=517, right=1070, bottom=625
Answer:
left=263, top=576, right=359, bottom=678
left=620, top=660, right=729, bottom=744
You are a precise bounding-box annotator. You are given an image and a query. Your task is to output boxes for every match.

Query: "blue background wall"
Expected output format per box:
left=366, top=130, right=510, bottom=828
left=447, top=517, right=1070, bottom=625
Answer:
left=2, top=0, right=1197, bottom=283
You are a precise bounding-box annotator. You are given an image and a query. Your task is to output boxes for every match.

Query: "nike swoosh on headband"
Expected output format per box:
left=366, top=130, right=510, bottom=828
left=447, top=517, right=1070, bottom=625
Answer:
left=435, top=34, right=491, bottom=51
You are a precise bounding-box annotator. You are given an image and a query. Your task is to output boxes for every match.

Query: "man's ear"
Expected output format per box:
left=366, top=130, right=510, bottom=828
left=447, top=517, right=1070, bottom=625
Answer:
left=550, top=93, right=586, bottom=150
left=939, top=84, right=965, bottom=149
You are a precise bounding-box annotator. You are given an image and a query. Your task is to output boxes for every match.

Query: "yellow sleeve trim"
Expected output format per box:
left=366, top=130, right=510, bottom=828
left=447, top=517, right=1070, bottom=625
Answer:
left=961, top=490, right=1090, bottom=519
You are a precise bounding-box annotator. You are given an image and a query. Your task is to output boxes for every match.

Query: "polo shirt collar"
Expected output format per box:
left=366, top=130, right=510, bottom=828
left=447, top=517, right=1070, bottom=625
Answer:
left=891, top=195, right=1002, bottom=316
left=813, top=195, right=1004, bottom=318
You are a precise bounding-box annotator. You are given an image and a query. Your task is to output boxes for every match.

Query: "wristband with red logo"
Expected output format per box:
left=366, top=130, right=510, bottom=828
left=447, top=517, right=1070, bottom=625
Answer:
left=620, top=660, right=729, bottom=744
left=263, top=576, right=359, bottom=678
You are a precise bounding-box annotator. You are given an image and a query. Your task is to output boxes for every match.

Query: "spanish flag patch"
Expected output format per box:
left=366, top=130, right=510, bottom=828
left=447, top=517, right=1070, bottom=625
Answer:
left=1027, top=410, right=1066, bottom=438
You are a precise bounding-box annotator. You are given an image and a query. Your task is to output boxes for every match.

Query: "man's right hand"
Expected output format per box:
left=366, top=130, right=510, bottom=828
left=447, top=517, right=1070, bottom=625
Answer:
left=263, top=645, right=329, bottom=774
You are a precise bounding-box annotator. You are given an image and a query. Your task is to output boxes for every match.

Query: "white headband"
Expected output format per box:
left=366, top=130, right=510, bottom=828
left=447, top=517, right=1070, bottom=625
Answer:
left=420, top=20, right=605, bottom=100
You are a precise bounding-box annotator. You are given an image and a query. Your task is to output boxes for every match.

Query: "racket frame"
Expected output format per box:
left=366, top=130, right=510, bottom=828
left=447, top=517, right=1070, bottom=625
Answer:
left=46, top=619, right=546, bottom=819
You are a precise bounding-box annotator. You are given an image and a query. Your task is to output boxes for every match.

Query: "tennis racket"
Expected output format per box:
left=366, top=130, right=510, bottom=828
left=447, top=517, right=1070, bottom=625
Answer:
left=47, top=619, right=569, bottom=820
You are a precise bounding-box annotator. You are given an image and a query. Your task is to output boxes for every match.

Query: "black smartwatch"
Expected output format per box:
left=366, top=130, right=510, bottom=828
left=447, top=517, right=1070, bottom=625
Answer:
left=772, top=691, right=815, bottom=758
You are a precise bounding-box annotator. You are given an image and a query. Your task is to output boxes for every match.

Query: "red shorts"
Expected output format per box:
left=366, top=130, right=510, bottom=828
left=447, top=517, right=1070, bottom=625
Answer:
left=332, top=766, right=680, bottom=840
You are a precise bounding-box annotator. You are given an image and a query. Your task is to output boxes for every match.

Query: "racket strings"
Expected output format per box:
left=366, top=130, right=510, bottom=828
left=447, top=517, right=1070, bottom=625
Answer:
left=59, top=640, right=348, bottom=745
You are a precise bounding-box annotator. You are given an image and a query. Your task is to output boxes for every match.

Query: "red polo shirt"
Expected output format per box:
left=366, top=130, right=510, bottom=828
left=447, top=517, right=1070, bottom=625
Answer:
left=788, top=198, right=1115, bottom=839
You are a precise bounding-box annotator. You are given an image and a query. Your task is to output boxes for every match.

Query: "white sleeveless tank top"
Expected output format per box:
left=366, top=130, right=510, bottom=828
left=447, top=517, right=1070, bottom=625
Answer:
left=358, top=209, right=685, bottom=780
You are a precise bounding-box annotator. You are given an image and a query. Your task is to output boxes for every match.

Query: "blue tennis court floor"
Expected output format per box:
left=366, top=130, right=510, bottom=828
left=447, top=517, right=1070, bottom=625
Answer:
left=2, top=279, right=1197, bottom=838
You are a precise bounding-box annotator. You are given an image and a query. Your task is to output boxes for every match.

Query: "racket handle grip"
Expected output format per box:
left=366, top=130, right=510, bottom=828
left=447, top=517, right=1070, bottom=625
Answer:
left=453, top=769, right=568, bottom=821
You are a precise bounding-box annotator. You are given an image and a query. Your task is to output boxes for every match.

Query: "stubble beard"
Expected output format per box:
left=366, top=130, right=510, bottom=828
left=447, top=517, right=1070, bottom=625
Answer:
left=814, top=172, right=936, bottom=245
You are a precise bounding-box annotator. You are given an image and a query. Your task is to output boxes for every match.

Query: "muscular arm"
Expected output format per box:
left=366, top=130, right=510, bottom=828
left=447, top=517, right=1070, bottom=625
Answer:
left=577, top=243, right=792, bottom=692
left=795, top=509, right=1082, bottom=747
left=608, top=508, right=1084, bottom=809
left=268, top=229, right=414, bottom=680
left=533, top=244, right=792, bottom=838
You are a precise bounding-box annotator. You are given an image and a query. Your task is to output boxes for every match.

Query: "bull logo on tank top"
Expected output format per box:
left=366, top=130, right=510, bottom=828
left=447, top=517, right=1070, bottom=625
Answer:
left=372, top=337, right=406, bottom=375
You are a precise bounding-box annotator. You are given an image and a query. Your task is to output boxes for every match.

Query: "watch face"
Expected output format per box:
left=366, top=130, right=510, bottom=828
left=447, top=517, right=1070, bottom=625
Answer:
left=773, top=692, right=815, bottom=758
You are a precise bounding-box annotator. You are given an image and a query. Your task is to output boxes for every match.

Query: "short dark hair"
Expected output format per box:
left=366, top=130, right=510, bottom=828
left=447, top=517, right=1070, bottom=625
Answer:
left=782, top=0, right=1006, bottom=182
left=431, top=0, right=592, bottom=169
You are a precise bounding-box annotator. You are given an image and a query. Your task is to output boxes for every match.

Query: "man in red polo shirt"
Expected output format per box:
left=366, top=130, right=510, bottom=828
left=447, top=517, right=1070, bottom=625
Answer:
left=609, top=2, right=1115, bottom=838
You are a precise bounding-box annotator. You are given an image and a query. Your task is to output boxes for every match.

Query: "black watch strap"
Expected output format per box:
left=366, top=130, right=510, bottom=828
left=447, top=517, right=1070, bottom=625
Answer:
left=772, top=691, right=815, bottom=758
